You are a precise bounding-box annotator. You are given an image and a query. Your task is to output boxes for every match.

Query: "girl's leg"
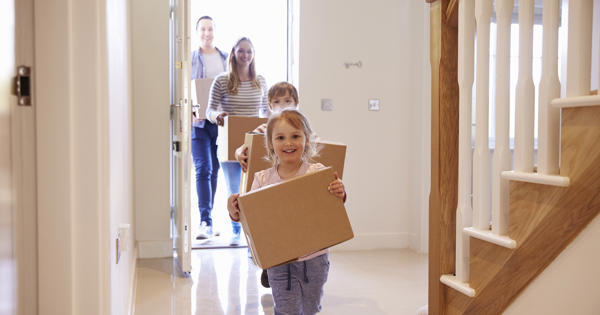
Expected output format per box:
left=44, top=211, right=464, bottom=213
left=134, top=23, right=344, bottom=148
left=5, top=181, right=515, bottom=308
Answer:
left=267, top=263, right=303, bottom=315
left=301, top=254, right=330, bottom=314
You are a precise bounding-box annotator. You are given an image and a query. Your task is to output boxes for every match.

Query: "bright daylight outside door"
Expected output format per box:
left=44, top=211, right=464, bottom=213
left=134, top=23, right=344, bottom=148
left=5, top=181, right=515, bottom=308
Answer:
left=171, top=0, right=192, bottom=273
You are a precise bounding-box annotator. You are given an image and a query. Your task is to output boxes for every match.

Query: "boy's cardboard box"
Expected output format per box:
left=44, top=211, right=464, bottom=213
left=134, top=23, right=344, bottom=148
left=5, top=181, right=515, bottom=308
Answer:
left=239, top=132, right=347, bottom=194
left=237, top=167, right=354, bottom=269
left=217, top=116, right=267, bottom=161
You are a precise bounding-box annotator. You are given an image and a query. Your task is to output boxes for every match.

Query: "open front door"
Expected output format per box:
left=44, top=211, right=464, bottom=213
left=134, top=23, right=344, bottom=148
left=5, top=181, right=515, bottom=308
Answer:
left=170, top=0, right=192, bottom=273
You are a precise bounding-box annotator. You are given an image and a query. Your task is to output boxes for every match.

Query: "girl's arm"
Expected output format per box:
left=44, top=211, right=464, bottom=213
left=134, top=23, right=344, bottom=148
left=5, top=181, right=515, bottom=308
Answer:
left=228, top=172, right=265, bottom=221
left=328, top=171, right=347, bottom=202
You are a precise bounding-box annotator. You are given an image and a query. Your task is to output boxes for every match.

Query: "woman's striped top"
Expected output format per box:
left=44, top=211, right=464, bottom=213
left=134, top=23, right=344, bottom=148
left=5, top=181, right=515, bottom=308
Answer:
left=205, top=73, right=268, bottom=123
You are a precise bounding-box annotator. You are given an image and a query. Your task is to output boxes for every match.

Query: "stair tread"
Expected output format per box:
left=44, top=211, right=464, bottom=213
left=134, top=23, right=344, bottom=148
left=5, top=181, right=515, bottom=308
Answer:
left=551, top=95, right=600, bottom=108
left=501, top=170, right=569, bottom=187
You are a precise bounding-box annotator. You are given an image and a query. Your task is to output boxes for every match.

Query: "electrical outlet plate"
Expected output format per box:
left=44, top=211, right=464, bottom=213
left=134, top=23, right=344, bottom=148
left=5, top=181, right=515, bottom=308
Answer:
left=321, top=98, right=333, bottom=111
left=368, top=98, right=380, bottom=111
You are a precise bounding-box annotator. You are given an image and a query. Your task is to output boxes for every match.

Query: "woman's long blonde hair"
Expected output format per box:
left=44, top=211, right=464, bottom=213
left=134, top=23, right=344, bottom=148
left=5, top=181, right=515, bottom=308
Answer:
left=227, top=37, right=261, bottom=95
left=265, top=109, right=317, bottom=166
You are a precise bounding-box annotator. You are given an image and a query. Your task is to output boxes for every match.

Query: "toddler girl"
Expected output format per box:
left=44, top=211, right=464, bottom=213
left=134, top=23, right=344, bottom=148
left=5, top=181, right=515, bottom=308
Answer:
left=227, top=108, right=346, bottom=314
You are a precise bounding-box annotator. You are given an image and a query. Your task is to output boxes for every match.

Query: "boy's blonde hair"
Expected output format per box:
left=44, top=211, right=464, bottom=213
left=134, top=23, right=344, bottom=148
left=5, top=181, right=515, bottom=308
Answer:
left=268, top=82, right=299, bottom=105
left=227, top=37, right=261, bottom=95
left=265, top=109, right=317, bottom=166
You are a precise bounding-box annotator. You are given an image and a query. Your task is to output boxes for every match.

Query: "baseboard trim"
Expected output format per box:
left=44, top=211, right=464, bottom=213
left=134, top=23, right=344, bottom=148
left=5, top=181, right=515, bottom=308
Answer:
left=137, top=240, right=172, bottom=258
left=330, top=232, right=410, bottom=251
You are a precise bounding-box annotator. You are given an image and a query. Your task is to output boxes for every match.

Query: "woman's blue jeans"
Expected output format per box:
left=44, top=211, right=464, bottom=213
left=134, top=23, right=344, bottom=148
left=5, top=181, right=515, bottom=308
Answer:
left=220, top=161, right=242, bottom=234
left=191, top=121, right=219, bottom=227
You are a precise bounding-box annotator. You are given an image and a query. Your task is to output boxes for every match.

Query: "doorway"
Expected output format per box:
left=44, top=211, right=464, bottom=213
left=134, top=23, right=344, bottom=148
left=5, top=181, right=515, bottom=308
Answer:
left=189, top=0, right=295, bottom=249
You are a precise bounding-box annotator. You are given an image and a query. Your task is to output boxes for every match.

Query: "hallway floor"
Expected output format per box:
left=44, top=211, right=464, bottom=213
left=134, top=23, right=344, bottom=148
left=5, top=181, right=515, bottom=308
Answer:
left=134, top=248, right=428, bottom=315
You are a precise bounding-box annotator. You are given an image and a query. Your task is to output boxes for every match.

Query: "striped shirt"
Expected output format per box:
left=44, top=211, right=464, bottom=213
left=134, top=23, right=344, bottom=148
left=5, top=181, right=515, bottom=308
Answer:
left=205, top=73, right=268, bottom=123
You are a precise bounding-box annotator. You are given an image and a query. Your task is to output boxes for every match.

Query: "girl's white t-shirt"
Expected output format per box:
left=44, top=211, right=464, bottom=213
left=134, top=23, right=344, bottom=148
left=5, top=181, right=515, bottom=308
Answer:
left=250, top=162, right=329, bottom=261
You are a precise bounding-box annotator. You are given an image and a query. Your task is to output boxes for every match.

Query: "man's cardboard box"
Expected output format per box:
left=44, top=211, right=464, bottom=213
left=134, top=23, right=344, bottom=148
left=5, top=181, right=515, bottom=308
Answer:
left=193, top=78, right=213, bottom=120
left=239, top=132, right=347, bottom=193
left=217, top=116, right=267, bottom=161
left=237, top=167, right=354, bottom=269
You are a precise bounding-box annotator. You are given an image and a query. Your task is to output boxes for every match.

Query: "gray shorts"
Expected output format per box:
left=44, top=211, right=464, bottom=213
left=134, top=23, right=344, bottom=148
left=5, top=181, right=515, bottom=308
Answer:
left=267, top=253, right=330, bottom=315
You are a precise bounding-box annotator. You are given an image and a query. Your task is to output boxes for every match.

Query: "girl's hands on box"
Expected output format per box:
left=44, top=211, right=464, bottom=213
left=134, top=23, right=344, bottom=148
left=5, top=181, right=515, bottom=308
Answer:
left=227, top=193, right=241, bottom=222
left=328, top=171, right=346, bottom=202
left=236, top=146, right=249, bottom=172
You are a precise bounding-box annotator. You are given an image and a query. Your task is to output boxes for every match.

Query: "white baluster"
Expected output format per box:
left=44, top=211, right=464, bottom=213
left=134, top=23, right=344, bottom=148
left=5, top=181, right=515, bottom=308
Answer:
left=514, top=0, right=535, bottom=173
left=538, top=0, right=561, bottom=175
left=456, top=0, right=475, bottom=283
left=566, top=0, right=593, bottom=97
left=473, top=0, right=492, bottom=231
left=492, top=0, right=513, bottom=236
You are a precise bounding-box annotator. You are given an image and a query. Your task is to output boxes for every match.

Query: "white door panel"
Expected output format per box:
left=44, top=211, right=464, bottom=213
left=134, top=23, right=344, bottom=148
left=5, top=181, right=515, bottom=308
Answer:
left=171, top=0, right=192, bottom=273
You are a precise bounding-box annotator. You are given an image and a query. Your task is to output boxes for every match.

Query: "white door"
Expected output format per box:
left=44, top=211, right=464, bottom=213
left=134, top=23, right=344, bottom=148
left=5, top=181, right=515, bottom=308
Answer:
left=171, top=0, right=192, bottom=273
left=3, top=0, right=38, bottom=312
left=1, top=1, right=17, bottom=313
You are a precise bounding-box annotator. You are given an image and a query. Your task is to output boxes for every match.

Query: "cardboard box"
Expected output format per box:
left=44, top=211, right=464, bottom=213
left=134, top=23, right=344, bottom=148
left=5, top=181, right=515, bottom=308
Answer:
left=239, top=133, right=347, bottom=194
left=217, top=116, right=267, bottom=161
left=237, top=167, right=353, bottom=269
left=193, top=78, right=213, bottom=120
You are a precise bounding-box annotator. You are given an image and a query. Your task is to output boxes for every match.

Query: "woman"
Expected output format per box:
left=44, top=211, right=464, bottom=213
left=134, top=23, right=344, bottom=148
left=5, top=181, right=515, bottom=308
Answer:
left=206, top=37, right=268, bottom=245
left=191, top=16, right=228, bottom=240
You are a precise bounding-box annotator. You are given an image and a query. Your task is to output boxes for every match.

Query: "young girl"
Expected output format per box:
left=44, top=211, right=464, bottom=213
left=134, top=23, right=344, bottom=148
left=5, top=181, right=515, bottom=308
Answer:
left=227, top=109, right=346, bottom=314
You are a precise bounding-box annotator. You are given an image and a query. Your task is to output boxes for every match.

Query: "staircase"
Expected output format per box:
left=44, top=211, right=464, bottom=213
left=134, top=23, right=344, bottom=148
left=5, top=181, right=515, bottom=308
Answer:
left=443, top=102, right=600, bottom=314
left=430, top=0, right=600, bottom=313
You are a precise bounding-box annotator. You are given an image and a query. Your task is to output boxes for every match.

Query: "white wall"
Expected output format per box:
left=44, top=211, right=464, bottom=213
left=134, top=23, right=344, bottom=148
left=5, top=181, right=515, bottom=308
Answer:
left=131, top=0, right=172, bottom=258
left=503, top=214, right=600, bottom=315
left=36, top=1, right=111, bottom=313
left=107, top=0, right=136, bottom=313
left=35, top=0, right=137, bottom=313
left=298, top=0, right=430, bottom=252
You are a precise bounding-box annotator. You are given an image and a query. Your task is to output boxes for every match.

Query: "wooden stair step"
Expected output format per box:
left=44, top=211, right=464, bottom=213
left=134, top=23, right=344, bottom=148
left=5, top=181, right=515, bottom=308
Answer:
left=440, top=274, right=476, bottom=297
left=464, top=227, right=517, bottom=249
left=501, top=170, right=570, bottom=187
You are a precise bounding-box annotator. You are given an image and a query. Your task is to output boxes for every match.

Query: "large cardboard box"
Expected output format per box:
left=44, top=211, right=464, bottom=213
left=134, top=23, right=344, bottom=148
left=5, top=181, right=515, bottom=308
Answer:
left=239, top=132, right=347, bottom=194
left=237, top=167, right=354, bottom=269
left=193, top=78, right=213, bottom=120
left=217, top=116, right=267, bottom=161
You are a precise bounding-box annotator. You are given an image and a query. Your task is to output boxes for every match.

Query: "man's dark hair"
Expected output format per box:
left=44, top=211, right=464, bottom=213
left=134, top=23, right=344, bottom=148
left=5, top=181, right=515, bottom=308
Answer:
left=195, top=16, right=213, bottom=31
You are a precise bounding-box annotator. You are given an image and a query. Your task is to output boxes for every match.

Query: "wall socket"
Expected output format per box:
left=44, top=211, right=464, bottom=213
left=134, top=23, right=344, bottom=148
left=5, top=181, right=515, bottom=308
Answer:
left=368, top=98, right=380, bottom=111
left=321, top=98, right=333, bottom=111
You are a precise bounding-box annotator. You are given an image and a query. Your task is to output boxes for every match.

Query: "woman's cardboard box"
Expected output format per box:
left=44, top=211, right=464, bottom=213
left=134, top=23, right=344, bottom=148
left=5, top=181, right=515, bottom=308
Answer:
left=217, top=116, right=267, bottom=161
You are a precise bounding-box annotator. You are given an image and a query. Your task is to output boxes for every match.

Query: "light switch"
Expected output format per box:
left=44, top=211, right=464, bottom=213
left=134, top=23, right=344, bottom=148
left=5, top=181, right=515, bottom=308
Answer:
left=321, top=99, right=333, bottom=111
left=368, top=99, right=380, bottom=111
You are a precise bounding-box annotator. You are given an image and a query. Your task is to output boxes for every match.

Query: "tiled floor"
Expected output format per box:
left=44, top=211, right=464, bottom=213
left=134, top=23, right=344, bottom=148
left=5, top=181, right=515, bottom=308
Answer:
left=134, top=248, right=428, bottom=315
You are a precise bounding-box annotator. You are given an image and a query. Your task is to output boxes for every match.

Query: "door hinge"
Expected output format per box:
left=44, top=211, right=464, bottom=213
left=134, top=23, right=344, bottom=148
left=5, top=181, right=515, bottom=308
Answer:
left=13, top=66, right=32, bottom=106
left=173, top=141, right=180, bottom=152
